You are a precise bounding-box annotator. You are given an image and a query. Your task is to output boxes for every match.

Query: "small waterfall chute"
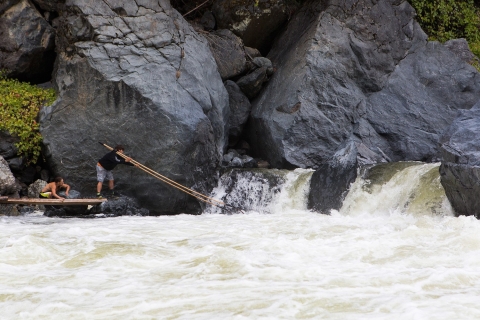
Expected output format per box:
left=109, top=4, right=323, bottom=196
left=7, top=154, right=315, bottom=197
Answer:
left=207, top=168, right=314, bottom=214
left=339, top=162, right=454, bottom=217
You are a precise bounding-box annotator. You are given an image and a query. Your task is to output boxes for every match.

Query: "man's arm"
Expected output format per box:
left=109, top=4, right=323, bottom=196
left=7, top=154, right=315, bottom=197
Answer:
left=124, top=157, right=135, bottom=166
left=62, top=184, right=71, bottom=196
left=51, top=185, right=65, bottom=200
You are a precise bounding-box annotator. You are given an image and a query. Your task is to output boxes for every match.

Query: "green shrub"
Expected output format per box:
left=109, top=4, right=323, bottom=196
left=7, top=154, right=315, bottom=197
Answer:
left=409, top=0, right=480, bottom=57
left=0, top=73, right=56, bottom=164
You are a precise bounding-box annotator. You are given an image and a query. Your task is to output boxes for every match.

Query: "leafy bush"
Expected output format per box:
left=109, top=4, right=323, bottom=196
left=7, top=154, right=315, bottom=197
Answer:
left=409, top=0, right=480, bottom=57
left=0, top=73, right=56, bottom=164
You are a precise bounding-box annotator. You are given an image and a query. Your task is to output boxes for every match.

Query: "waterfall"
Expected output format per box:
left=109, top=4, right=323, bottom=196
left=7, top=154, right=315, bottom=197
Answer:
left=208, top=162, right=453, bottom=216
left=206, top=168, right=314, bottom=213
left=339, top=162, right=454, bottom=217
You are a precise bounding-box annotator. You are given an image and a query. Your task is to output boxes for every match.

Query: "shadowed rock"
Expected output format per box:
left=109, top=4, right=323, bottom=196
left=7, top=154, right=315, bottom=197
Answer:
left=0, top=131, right=19, bottom=160
left=31, top=0, right=65, bottom=12
left=440, top=100, right=480, bottom=217
left=0, top=0, right=56, bottom=83
left=236, top=66, right=268, bottom=99
left=225, top=80, right=251, bottom=144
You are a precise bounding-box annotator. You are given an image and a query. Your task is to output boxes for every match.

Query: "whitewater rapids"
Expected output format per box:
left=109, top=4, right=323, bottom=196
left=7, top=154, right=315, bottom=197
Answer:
left=1, top=163, right=480, bottom=319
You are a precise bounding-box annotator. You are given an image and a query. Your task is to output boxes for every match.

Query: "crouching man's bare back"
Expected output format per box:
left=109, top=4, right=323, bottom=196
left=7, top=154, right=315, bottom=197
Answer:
left=39, top=177, right=70, bottom=200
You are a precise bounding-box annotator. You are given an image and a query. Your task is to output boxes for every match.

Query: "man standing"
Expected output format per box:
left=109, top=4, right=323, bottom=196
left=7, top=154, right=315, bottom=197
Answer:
left=96, top=145, right=135, bottom=198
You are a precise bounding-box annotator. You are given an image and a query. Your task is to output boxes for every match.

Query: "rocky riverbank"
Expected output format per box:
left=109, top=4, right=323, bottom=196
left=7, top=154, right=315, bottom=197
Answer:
left=1, top=0, right=479, bottom=216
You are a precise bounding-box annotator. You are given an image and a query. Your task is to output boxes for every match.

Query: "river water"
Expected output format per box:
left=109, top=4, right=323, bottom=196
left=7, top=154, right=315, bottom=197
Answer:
left=2, top=163, right=480, bottom=319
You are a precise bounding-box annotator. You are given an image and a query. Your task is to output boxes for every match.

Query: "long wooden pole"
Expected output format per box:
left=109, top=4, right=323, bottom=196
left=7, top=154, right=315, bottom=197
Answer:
left=99, top=142, right=225, bottom=207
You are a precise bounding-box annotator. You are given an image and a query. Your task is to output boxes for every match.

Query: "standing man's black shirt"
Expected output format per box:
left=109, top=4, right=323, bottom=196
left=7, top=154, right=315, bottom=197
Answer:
left=98, top=150, right=134, bottom=170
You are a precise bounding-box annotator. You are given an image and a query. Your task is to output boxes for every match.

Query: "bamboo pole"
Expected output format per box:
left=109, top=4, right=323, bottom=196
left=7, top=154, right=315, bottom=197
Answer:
left=99, top=142, right=226, bottom=208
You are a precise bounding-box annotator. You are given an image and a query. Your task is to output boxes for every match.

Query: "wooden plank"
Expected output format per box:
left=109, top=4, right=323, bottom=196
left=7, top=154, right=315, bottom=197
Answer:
left=0, top=198, right=107, bottom=206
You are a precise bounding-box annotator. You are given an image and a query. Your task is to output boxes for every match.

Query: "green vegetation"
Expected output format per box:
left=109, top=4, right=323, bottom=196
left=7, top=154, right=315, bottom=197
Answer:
left=0, top=72, right=56, bottom=164
left=409, top=0, right=480, bottom=57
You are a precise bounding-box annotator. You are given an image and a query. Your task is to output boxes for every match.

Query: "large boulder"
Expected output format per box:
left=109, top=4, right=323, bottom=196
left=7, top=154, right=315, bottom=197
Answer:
left=248, top=0, right=480, bottom=212
left=365, top=41, right=480, bottom=162
left=0, top=0, right=56, bottom=83
left=204, top=29, right=247, bottom=80
left=439, top=100, right=480, bottom=217
left=40, top=0, right=229, bottom=215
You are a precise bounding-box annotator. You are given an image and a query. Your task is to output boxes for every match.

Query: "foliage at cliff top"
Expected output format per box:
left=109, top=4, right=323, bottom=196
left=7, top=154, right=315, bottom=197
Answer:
left=0, top=72, right=56, bottom=164
left=409, top=0, right=480, bottom=58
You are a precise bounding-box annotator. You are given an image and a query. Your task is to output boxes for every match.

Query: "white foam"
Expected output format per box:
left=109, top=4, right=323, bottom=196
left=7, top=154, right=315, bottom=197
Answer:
left=0, top=210, right=479, bottom=319
left=0, top=163, right=474, bottom=318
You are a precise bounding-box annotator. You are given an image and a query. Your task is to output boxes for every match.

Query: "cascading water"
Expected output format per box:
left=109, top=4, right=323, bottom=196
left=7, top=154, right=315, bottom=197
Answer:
left=340, top=162, right=454, bottom=217
left=206, top=168, right=314, bottom=214
left=208, top=162, right=453, bottom=217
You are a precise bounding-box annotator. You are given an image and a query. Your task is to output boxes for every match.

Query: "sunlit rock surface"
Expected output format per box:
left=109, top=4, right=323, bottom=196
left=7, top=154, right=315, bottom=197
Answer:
left=40, top=0, right=228, bottom=214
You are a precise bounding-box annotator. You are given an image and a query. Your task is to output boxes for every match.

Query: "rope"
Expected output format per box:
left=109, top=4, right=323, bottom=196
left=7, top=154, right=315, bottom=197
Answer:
left=99, top=142, right=226, bottom=208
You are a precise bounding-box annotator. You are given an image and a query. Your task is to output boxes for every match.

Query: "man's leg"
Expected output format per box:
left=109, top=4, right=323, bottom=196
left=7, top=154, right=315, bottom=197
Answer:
left=96, top=165, right=107, bottom=198
left=105, top=171, right=115, bottom=195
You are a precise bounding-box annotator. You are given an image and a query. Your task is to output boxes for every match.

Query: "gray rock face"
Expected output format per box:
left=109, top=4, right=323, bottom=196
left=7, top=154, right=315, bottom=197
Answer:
left=0, top=156, right=18, bottom=195
left=204, top=29, right=247, bottom=80
left=212, top=0, right=293, bottom=53
left=40, top=0, right=229, bottom=214
left=365, top=41, right=480, bottom=162
left=248, top=0, right=480, bottom=169
left=0, top=0, right=56, bottom=83
left=439, top=100, right=480, bottom=217
left=225, top=80, right=251, bottom=143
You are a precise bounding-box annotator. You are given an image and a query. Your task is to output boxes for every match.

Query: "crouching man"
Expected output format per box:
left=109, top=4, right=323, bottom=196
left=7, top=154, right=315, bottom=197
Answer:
left=39, top=177, right=70, bottom=200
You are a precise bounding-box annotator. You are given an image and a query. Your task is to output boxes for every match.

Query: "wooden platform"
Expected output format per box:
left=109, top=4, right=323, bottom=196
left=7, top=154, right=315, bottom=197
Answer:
left=0, top=197, right=107, bottom=206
